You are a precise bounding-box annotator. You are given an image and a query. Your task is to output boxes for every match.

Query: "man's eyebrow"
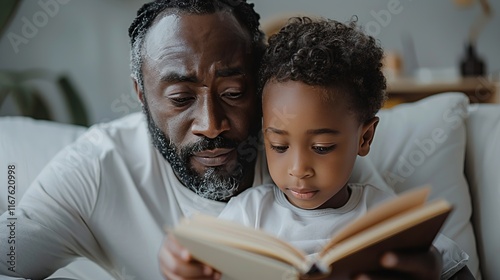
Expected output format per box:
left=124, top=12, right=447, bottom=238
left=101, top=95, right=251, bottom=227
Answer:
left=216, top=68, right=245, bottom=77
left=306, top=128, right=340, bottom=135
left=264, top=127, right=288, bottom=135
left=160, top=72, right=198, bottom=83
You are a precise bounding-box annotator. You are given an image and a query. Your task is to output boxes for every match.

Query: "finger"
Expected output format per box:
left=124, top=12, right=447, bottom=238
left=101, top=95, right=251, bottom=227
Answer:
left=379, top=247, right=442, bottom=279
left=159, top=249, right=214, bottom=279
left=166, top=234, right=192, bottom=261
left=353, top=271, right=407, bottom=280
left=159, top=235, right=215, bottom=279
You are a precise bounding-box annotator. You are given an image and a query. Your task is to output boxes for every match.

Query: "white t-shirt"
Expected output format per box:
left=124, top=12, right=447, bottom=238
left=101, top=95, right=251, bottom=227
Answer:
left=0, top=112, right=272, bottom=280
left=219, top=183, right=394, bottom=255
left=219, top=184, right=469, bottom=279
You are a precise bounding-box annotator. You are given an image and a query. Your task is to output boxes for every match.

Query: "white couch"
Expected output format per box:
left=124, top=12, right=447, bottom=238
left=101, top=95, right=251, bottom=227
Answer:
left=0, top=92, right=498, bottom=279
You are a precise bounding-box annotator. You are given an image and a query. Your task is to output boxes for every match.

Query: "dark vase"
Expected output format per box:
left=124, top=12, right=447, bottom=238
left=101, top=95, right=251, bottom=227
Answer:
left=460, top=42, right=485, bottom=77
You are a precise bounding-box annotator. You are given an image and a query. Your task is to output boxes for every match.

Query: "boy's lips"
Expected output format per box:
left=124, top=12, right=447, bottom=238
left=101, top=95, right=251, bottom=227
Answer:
left=192, top=148, right=236, bottom=167
left=287, top=188, right=318, bottom=200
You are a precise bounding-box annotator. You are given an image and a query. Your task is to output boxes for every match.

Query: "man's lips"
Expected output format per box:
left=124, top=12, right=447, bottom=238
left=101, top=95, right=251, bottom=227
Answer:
left=287, top=188, right=318, bottom=200
left=192, top=148, right=236, bottom=167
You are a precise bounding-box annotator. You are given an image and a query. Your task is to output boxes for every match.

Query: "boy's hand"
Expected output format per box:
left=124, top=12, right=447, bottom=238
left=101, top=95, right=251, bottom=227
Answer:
left=353, top=246, right=442, bottom=280
left=159, top=234, right=221, bottom=280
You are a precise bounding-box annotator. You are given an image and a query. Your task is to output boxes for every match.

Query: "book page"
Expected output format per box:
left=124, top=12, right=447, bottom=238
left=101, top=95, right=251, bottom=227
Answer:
left=319, top=186, right=431, bottom=256
left=173, top=214, right=310, bottom=271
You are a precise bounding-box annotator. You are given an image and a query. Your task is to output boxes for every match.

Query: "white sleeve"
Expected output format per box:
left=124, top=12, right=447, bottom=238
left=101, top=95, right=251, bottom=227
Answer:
left=433, top=233, right=470, bottom=280
left=0, top=141, right=109, bottom=278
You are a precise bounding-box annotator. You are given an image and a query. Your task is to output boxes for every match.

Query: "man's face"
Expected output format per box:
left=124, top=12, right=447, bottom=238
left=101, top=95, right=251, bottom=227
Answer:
left=137, top=12, right=260, bottom=201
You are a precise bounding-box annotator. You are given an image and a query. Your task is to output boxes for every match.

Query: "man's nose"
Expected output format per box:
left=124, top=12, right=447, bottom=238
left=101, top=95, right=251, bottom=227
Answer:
left=191, top=95, right=230, bottom=139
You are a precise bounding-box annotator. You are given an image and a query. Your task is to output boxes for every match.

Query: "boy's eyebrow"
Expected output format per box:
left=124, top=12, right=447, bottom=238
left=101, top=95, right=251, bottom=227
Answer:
left=264, top=128, right=340, bottom=135
left=264, top=127, right=288, bottom=135
left=306, top=128, right=340, bottom=135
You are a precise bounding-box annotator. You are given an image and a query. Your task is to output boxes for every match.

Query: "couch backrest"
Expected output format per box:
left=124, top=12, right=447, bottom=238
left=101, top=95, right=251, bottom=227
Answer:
left=465, top=104, right=500, bottom=280
left=0, top=117, right=86, bottom=212
left=0, top=116, right=114, bottom=279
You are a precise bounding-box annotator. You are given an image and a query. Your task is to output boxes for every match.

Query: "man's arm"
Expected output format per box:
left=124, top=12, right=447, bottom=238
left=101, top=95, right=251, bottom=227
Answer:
left=0, top=141, right=105, bottom=278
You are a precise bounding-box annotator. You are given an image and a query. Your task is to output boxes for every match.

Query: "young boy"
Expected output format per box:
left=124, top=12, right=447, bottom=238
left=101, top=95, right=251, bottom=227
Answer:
left=219, top=16, right=389, bottom=255
left=218, top=17, right=469, bottom=278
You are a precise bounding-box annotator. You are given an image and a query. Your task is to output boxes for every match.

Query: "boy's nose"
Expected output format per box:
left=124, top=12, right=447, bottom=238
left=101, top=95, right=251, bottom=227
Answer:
left=288, top=152, right=314, bottom=179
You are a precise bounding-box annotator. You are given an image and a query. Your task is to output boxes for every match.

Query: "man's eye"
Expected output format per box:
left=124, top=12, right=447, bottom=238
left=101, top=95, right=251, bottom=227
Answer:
left=222, top=91, right=243, bottom=99
left=270, top=145, right=288, bottom=153
left=312, top=145, right=336, bottom=154
left=169, top=96, right=194, bottom=106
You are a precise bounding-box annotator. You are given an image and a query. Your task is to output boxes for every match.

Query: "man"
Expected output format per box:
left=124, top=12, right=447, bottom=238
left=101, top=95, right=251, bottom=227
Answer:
left=0, top=0, right=471, bottom=279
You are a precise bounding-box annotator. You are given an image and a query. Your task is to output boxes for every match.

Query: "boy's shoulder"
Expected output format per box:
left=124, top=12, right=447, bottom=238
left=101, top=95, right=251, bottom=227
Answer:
left=239, top=184, right=277, bottom=198
left=226, top=184, right=277, bottom=207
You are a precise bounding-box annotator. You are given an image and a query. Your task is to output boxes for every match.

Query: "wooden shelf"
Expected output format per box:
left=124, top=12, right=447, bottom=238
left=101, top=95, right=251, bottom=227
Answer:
left=385, top=76, right=499, bottom=107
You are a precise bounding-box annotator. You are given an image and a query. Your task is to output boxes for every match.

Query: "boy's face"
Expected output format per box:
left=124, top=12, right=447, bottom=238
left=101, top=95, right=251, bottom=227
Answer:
left=262, top=80, right=378, bottom=209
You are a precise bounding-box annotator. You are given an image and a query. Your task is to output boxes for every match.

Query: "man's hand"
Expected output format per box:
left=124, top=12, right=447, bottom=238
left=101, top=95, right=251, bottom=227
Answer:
left=159, top=234, right=220, bottom=280
left=353, top=246, right=442, bottom=280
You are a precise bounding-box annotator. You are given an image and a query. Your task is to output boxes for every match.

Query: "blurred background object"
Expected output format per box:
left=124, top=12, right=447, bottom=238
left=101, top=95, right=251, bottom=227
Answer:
left=0, top=69, right=89, bottom=126
left=0, top=0, right=89, bottom=126
left=455, top=0, right=493, bottom=76
left=0, top=0, right=19, bottom=37
left=0, top=0, right=499, bottom=124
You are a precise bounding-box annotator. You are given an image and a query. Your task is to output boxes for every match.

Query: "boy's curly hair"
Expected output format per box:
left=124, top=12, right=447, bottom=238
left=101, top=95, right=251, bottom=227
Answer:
left=259, top=17, right=387, bottom=122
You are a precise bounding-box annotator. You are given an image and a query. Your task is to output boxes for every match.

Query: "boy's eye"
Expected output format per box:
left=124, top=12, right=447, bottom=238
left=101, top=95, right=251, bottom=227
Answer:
left=270, top=145, right=288, bottom=153
left=313, top=145, right=336, bottom=154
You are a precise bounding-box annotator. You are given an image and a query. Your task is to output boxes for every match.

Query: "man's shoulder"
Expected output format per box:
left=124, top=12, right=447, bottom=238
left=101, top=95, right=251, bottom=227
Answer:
left=93, top=112, right=146, bottom=135
left=56, top=112, right=151, bottom=167
left=76, top=112, right=147, bottom=148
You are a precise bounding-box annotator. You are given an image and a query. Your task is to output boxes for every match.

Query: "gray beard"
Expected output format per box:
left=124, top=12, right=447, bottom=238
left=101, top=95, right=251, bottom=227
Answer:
left=142, top=102, right=249, bottom=202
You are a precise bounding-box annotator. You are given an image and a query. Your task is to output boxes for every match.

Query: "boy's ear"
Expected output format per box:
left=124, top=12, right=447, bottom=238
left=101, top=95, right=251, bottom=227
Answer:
left=132, top=75, right=145, bottom=105
left=358, top=116, right=379, bottom=157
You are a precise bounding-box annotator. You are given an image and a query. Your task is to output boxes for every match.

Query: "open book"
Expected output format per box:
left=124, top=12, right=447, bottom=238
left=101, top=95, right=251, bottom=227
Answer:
left=171, top=186, right=452, bottom=280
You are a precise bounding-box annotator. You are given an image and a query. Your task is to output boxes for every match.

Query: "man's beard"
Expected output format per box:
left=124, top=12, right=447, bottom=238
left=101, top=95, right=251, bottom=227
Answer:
left=142, top=101, right=258, bottom=202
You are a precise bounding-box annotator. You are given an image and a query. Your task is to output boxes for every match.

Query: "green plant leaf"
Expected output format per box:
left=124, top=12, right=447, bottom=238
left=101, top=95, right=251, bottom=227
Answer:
left=10, top=84, right=33, bottom=116
left=0, top=69, right=89, bottom=126
left=57, top=75, right=89, bottom=126
left=0, top=0, right=21, bottom=38
left=30, top=91, right=53, bottom=120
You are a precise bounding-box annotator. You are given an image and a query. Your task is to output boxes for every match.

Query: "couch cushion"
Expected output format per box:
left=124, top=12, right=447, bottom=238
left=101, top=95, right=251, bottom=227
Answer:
left=0, top=117, right=114, bottom=279
left=0, top=117, right=86, bottom=213
left=365, top=92, right=480, bottom=279
left=465, top=104, right=500, bottom=279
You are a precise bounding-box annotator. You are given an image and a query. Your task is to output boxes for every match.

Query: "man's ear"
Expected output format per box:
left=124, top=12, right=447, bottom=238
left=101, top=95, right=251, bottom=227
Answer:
left=358, top=116, right=379, bottom=157
left=132, top=76, right=145, bottom=105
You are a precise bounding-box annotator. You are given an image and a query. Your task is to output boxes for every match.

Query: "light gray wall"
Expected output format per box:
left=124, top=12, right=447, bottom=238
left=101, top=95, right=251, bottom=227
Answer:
left=1, top=0, right=498, bottom=124
left=254, top=0, right=500, bottom=76
left=0, top=0, right=144, bottom=124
